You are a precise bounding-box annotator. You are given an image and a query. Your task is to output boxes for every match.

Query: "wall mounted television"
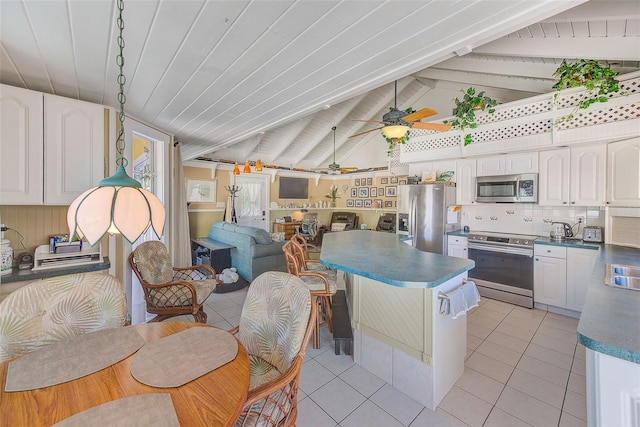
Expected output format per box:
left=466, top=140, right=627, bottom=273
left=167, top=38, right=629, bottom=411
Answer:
left=279, top=177, right=308, bottom=199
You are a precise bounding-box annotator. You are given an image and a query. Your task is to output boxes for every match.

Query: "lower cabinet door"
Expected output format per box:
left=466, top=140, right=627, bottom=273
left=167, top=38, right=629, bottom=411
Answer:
left=534, top=255, right=567, bottom=307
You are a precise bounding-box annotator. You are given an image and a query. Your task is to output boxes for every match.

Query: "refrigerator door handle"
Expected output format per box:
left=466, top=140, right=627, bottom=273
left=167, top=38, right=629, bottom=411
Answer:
left=409, top=196, right=417, bottom=247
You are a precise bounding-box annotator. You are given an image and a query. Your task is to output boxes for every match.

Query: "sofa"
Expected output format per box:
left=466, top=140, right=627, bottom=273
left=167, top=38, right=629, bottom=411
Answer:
left=207, top=221, right=287, bottom=281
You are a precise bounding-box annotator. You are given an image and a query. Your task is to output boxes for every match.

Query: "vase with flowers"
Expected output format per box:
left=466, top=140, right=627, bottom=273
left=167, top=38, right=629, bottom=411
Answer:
left=325, top=184, right=340, bottom=207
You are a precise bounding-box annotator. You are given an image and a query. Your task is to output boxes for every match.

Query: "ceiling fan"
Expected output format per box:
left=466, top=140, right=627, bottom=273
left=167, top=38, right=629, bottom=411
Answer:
left=349, top=81, right=452, bottom=140
left=314, top=126, right=358, bottom=174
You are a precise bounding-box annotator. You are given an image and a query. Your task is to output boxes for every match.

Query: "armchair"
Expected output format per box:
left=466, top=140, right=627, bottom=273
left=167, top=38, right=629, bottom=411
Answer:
left=317, top=211, right=359, bottom=246
left=129, top=241, right=217, bottom=323
left=232, top=271, right=316, bottom=427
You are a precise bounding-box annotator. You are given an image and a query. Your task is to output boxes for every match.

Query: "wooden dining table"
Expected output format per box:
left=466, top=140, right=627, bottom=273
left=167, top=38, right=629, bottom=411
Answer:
left=0, top=322, right=250, bottom=426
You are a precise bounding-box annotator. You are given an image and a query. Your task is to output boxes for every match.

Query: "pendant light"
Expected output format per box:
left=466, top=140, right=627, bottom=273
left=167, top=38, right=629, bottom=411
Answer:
left=255, top=137, right=262, bottom=171
left=243, top=160, right=251, bottom=173
left=233, top=161, right=240, bottom=175
left=67, top=0, right=165, bottom=246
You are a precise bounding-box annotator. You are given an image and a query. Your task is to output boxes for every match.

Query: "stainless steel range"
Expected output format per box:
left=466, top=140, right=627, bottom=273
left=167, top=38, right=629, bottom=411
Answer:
left=467, top=232, right=537, bottom=308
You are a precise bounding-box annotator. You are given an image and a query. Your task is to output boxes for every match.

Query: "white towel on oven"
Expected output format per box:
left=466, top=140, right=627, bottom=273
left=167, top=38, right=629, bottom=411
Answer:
left=462, top=281, right=481, bottom=309
left=447, top=287, right=467, bottom=319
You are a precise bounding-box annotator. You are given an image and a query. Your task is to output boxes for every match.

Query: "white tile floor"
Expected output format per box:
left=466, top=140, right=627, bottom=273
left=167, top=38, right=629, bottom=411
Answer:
left=175, top=274, right=587, bottom=427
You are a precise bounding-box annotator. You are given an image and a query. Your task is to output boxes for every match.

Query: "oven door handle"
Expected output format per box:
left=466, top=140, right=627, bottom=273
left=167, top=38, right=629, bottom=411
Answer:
left=468, top=243, right=533, bottom=257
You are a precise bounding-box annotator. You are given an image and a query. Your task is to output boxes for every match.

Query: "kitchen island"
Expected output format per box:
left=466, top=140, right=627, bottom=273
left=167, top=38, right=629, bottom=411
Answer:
left=320, top=231, right=475, bottom=409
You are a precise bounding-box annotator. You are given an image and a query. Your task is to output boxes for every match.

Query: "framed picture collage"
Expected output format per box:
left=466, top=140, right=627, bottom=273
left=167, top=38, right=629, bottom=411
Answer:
left=346, top=176, right=398, bottom=209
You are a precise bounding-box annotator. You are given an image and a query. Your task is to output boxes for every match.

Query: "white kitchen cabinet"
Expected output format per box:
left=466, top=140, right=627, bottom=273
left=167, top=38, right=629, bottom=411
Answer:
left=539, top=145, right=606, bottom=206
left=566, top=247, right=598, bottom=312
left=505, top=153, right=538, bottom=174
left=476, top=153, right=537, bottom=177
left=44, top=94, right=105, bottom=205
left=476, top=156, right=505, bottom=176
left=447, top=235, right=468, bottom=259
left=607, top=137, right=640, bottom=207
left=569, top=144, right=606, bottom=206
left=534, top=245, right=567, bottom=308
left=538, top=149, right=570, bottom=206
left=586, top=348, right=640, bottom=427
left=0, top=84, right=44, bottom=204
left=534, top=244, right=599, bottom=313
left=0, top=84, right=105, bottom=206
left=455, top=159, right=476, bottom=205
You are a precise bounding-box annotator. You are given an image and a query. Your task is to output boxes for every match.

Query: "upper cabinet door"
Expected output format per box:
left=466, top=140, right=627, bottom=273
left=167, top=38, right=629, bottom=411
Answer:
left=476, top=156, right=505, bottom=177
left=44, top=94, right=105, bottom=205
left=455, top=159, right=476, bottom=205
left=505, top=153, right=538, bottom=174
left=0, top=84, right=44, bottom=205
left=570, top=145, right=606, bottom=206
left=538, top=149, right=570, bottom=206
left=607, top=138, right=640, bottom=207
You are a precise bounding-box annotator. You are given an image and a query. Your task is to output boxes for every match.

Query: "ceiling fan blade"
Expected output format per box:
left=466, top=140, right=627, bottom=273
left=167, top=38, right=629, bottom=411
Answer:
left=402, top=108, right=438, bottom=122
left=410, top=122, right=452, bottom=131
left=348, top=127, right=383, bottom=138
left=353, top=119, right=386, bottom=124
left=340, top=167, right=358, bottom=172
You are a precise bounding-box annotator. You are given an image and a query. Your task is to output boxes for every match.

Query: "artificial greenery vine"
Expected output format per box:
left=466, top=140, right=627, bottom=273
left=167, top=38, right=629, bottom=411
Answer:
left=444, top=88, right=498, bottom=146
left=383, top=107, right=416, bottom=153
left=552, top=59, right=621, bottom=123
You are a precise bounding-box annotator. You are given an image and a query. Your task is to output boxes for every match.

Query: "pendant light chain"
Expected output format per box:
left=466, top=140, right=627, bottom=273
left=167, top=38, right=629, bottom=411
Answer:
left=115, top=0, right=127, bottom=168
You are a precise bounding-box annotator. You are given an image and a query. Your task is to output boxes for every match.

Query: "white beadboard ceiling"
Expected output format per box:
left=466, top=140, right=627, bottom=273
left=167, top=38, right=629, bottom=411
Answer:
left=1, top=0, right=639, bottom=172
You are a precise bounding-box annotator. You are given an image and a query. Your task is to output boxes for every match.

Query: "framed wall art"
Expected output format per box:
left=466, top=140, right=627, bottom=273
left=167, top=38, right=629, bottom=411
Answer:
left=385, top=186, right=397, bottom=197
left=374, top=199, right=383, bottom=207
left=366, top=177, right=373, bottom=185
left=351, top=188, right=357, bottom=197
left=354, top=178, right=360, bottom=186
left=346, top=199, right=354, bottom=207
left=384, top=200, right=393, bottom=208
left=186, top=179, right=217, bottom=203
left=364, top=199, right=372, bottom=208
left=370, top=187, right=377, bottom=197
left=390, top=176, right=399, bottom=184
left=378, top=187, right=384, bottom=196
left=358, top=187, right=369, bottom=198
left=355, top=199, right=363, bottom=207
left=381, top=177, right=388, bottom=184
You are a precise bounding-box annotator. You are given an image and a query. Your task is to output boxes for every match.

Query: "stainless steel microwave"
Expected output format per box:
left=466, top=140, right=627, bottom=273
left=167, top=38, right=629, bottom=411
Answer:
left=475, top=173, right=538, bottom=203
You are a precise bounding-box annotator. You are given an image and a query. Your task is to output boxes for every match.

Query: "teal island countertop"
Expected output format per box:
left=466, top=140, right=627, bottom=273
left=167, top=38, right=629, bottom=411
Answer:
left=320, top=231, right=474, bottom=288
left=576, top=244, right=640, bottom=364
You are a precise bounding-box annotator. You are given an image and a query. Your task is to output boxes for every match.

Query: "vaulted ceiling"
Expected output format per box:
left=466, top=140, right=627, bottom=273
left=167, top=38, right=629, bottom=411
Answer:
left=1, top=0, right=638, bottom=172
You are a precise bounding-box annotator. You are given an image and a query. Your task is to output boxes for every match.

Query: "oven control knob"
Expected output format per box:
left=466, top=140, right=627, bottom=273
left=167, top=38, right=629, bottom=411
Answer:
left=524, top=240, right=529, bottom=245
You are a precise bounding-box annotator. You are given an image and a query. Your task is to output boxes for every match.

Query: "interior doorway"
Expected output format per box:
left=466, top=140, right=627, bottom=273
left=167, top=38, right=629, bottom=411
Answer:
left=233, top=174, right=270, bottom=232
left=121, top=117, right=169, bottom=325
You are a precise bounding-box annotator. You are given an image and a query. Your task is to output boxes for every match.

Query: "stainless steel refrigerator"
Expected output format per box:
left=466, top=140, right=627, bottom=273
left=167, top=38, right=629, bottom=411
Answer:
left=396, top=182, right=459, bottom=254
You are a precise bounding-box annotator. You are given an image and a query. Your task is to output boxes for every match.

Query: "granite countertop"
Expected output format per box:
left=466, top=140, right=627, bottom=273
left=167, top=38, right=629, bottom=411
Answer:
left=576, top=244, right=640, bottom=364
left=1, top=257, right=111, bottom=284
left=319, top=230, right=474, bottom=288
left=533, top=236, right=601, bottom=250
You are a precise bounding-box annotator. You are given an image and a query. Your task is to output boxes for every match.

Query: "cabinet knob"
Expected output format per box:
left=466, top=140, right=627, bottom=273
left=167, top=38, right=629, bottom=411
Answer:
left=571, top=201, right=575, bottom=204
left=535, top=258, right=539, bottom=261
left=563, top=201, right=567, bottom=204
left=547, top=250, right=551, bottom=253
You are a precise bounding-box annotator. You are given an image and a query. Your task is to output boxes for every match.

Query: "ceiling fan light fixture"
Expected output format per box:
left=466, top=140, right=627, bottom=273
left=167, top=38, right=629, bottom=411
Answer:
left=382, top=125, right=410, bottom=140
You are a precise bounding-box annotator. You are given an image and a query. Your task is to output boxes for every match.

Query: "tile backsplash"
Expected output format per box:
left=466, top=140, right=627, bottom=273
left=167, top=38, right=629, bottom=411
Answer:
left=460, top=204, right=606, bottom=237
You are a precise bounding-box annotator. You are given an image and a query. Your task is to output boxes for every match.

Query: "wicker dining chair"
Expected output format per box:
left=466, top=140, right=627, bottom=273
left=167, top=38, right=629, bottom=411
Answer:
left=232, top=271, right=316, bottom=427
left=129, top=241, right=217, bottom=323
left=282, top=241, right=336, bottom=349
